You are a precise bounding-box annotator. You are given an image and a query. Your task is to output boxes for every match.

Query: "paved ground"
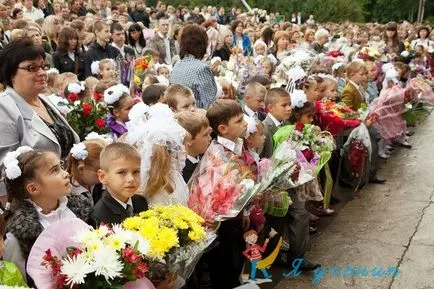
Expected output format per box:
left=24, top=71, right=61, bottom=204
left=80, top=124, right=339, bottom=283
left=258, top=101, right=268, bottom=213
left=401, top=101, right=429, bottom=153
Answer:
left=267, top=115, right=434, bottom=289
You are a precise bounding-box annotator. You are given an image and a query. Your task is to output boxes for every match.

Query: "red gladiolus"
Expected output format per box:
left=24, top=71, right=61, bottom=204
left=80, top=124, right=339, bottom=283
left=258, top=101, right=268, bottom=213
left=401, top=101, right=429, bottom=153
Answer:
left=82, top=103, right=92, bottom=117
left=96, top=118, right=105, bottom=128
left=133, top=262, right=149, bottom=278
left=51, top=261, right=62, bottom=276
left=295, top=121, right=304, bottom=132
left=55, top=274, right=67, bottom=289
left=302, top=149, right=314, bottom=161
left=122, top=247, right=141, bottom=264
left=43, top=249, right=54, bottom=262
left=93, top=92, right=103, bottom=101
left=68, top=248, right=83, bottom=258
left=68, top=93, right=79, bottom=102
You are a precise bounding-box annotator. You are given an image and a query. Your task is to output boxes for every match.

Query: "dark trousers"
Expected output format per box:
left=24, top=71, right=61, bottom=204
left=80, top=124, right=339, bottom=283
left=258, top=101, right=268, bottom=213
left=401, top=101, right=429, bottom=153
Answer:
left=264, top=190, right=309, bottom=263
left=208, top=218, right=246, bottom=289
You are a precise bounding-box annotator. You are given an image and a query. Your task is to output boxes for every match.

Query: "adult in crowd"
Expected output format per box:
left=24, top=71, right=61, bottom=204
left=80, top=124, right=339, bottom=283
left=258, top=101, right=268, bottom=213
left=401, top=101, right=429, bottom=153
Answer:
left=310, top=28, right=330, bottom=53
left=231, top=19, right=252, bottom=56
left=383, top=21, right=405, bottom=59
left=0, top=38, right=79, bottom=197
left=41, top=15, right=62, bottom=53
left=127, top=23, right=146, bottom=56
left=410, top=26, right=434, bottom=50
left=52, top=26, right=85, bottom=80
left=129, top=0, right=150, bottom=28
left=170, top=23, right=217, bottom=109
left=274, top=31, right=291, bottom=61
left=22, top=24, right=54, bottom=67
left=147, top=14, right=176, bottom=64
left=212, top=29, right=232, bottom=61
left=110, top=22, right=135, bottom=61
left=41, top=0, right=54, bottom=17
left=257, top=26, right=275, bottom=54
left=69, top=0, right=86, bottom=17
left=83, top=20, right=120, bottom=77
left=23, top=0, right=44, bottom=21
left=70, top=19, right=86, bottom=51
left=304, top=28, right=315, bottom=46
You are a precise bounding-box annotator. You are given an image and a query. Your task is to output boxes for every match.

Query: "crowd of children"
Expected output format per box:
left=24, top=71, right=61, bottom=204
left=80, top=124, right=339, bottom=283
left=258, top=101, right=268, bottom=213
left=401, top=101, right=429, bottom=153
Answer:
left=0, top=1, right=433, bottom=288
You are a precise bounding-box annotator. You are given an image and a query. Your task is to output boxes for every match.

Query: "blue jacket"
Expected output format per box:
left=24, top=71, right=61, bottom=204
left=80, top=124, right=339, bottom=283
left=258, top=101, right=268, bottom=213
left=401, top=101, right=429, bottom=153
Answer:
left=232, top=34, right=252, bottom=56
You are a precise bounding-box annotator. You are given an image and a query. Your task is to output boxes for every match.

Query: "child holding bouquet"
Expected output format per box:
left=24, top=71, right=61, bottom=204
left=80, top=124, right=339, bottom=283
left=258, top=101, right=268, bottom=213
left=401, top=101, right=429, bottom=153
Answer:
left=3, top=147, right=92, bottom=278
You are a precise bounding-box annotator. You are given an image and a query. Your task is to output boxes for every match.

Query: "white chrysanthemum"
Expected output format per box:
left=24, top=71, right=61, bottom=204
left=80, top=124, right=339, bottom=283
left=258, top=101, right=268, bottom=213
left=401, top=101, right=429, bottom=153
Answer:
left=68, top=82, right=83, bottom=94
left=105, top=234, right=127, bottom=251
left=5, top=163, right=22, bottom=180
left=70, top=143, right=88, bottom=160
left=291, top=89, right=308, bottom=109
left=92, top=247, right=123, bottom=281
left=61, top=254, right=94, bottom=286
left=104, top=84, right=130, bottom=105
left=128, top=231, right=150, bottom=256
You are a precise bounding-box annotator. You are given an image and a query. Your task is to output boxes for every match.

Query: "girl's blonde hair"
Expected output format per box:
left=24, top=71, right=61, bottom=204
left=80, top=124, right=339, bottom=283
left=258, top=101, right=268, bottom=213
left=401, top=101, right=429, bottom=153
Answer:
left=144, top=145, right=174, bottom=197
left=42, top=15, right=62, bottom=41
left=66, top=140, right=107, bottom=182
left=99, top=59, right=115, bottom=73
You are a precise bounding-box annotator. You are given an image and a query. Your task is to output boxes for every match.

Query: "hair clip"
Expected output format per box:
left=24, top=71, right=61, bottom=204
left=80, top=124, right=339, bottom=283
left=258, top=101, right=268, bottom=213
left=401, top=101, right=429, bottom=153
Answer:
left=3, top=146, right=33, bottom=180
left=104, top=84, right=130, bottom=106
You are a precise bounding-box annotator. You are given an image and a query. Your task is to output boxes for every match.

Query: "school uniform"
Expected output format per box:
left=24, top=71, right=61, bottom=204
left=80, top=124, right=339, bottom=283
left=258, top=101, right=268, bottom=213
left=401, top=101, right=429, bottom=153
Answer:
left=341, top=81, right=365, bottom=111
left=260, top=113, right=283, bottom=158
left=242, top=103, right=266, bottom=121
left=89, top=192, right=148, bottom=227
left=182, top=155, right=200, bottom=183
left=71, top=182, right=104, bottom=207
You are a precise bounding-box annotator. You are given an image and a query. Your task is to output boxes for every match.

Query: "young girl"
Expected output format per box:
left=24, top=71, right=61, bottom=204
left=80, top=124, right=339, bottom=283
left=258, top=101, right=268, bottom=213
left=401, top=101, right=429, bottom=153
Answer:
left=323, top=76, right=338, bottom=100
left=44, top=68, right=60, bottom=96
left=332, top=63, right=346, bottom=97
left=365, top=61, right=379, bottom=103
left=253, top=40, right=267, bottom=57
left=3, top=147, right=92, bottom=277
left=91, top=58, right=116, bottom=81
left=156, top=64, right=171, bottom=79
left=303, top=77, right=320, bottom=102
left=66, top=140, right=107, bottom=207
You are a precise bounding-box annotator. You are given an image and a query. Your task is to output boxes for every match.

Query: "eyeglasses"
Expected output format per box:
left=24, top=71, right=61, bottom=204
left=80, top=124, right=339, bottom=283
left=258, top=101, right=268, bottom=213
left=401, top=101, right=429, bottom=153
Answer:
left=17, top=64, right=51, bottom=73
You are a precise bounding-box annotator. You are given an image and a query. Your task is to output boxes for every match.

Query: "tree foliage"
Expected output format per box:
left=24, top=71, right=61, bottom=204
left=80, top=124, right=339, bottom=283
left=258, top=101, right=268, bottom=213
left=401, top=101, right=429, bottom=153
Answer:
left=159, top=0, right=433, bottom=23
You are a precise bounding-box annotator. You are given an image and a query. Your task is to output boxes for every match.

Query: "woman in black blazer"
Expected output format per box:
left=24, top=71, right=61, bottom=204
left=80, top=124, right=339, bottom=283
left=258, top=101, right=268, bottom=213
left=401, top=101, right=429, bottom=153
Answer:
left=53, top=27, right=85, bottom=80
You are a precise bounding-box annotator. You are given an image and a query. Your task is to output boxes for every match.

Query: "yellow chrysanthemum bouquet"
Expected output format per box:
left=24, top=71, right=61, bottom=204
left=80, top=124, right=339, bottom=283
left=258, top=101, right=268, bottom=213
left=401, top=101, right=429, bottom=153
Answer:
left=123, top=205, right=215, bottom=284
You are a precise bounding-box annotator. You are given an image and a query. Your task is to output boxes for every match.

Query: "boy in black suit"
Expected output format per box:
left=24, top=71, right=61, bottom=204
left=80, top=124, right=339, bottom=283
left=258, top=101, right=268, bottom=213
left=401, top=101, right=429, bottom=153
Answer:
left=90, top=143, right=148, bottom=227
left=176, top=111, right=211, bottom=183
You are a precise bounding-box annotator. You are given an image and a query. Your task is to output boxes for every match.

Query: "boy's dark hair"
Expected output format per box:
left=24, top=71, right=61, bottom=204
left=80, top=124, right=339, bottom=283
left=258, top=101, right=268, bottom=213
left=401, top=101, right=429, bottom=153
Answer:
left=142, top=84, right=167, bottom=105
left=206, top=99, right=243, bottom=133
left=99, top=143, right=141, bottom=171
left=289, top=101, right=315, bottom=123
left=264, top=88, right=290, bottom=106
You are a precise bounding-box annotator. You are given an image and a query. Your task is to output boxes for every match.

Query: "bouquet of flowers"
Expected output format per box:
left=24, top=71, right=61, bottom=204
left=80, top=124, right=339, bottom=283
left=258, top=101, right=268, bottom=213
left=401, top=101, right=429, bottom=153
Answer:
left=61, top=91, right=109, bottom=140
left=188, top=141, right=258, bottom=221
left=122, top=205, right=215, bottom=287
left=278, top=48, right=318, bottom=72
left=273, top=122, right=336, bottom=176
left=407, top=77, right=434, bottom=105
left=27, top=219, right=154, bottom=289
left=315, top=99, right=361, bottom=136
left=133, top=54, right=153, bottom=88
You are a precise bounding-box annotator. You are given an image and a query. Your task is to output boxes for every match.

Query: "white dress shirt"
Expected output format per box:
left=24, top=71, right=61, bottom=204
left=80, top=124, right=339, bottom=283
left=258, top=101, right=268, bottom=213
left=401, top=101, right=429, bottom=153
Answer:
left=113, top=196, right=133, bottom=209
left=217, top=135, right=244, bottom=156
left=244, top=105, right=258, bottom=119
left=187, top=154, right=200, bottom=164
left=111, top=42, right=126, bottom=58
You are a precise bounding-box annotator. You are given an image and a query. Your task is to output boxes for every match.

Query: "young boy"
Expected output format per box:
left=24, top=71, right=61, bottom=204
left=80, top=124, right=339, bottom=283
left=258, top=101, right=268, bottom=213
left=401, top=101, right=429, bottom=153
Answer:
left=166, top=84, right=196, bottom=112
left=242, top=81, right=267, bottom=121
left=204, top=99, right=251, bottom=289
left=175, top=111, right=211, bottom=183
left=90, top=143, right=148, bottom=226
left=341, top=61, right=368, bottom=111
left=261, top=88, right=292, bottom=158
left=142, top=84, right=167, bottom=106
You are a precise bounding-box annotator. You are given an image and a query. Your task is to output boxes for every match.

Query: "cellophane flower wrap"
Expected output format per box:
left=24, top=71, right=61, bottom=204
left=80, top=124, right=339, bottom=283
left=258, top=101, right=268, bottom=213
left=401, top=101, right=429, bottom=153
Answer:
left=122, top=205, right=216, bottom=287
left=59, top=93, right=109, bottom=141
left=187, top=141, right=257, bottom=221
left=27, top=219, right=154, bottom=289
left=315, top=99, right=361, bottom=136
left=273, top=122, right=336, bottom=177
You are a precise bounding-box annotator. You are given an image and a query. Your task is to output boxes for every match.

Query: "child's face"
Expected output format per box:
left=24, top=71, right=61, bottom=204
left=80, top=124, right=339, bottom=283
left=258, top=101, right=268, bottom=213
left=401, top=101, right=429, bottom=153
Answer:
left=246, top=92, right=265, bottom=112
left=30, top=152, right=71, bottom=200
left=188, top=126, right=211, bottom=156
left=77, top=160, right=100, bottom=187
left=367, top=65, right=377, bottom=80
left=114, top=96, right=135, bottom=123
left=175, top=95, right=196, bottom=112
left=305, top=82, right=319, bottom=102
left=324, top=82, right=338, bottom=100
left=255, top=45, right=266, bottom=56
left=268, top=96, right=292, bottom=121
left=158, top=67, right=170, bottom=78
left=316, top=83, right=327, bottom=100
left=101, top=63, right=115, bottom=80
left=350, top=70, right=367, bottom=85
left=247, top=128, right=265, bottom=150
left=219, top=113, right=247, bottom=141
left=300, top=112, right=313, bottom=125
left=98, top=157, right=141, bottom=203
